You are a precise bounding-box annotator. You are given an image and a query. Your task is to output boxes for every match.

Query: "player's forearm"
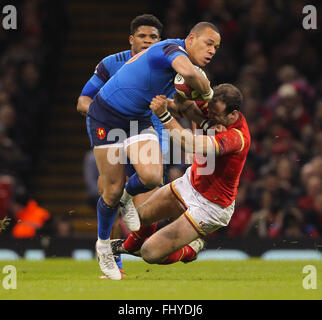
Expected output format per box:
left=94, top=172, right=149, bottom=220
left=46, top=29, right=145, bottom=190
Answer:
left=183, top=69, right=211, bottom=96
left=173, top=94, right=209, bottom=128
left=160, top=115, right=214, bottom=156
left=179, top=101, right=207, bottom=125
left=77, top=96, right=92, bottom=114
left=166, top=99, right=181, bottom=118
left=172, top=55, right=211, bottom=96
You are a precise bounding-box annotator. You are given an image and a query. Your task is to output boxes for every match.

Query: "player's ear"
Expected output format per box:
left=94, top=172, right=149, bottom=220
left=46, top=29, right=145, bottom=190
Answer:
left=229, top=110, right=239, bottom=120
left=185, top=33, right=194, bottom=46
left=129, top=35, right=134, bottom=45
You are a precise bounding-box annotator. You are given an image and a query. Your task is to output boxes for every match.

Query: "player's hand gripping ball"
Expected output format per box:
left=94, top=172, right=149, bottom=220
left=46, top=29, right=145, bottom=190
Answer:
left=174, top=67, right=208, bottom=100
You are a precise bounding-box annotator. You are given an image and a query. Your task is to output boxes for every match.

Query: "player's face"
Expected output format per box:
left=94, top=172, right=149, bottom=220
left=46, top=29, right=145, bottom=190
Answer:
left=187, top=28, right=220, bottom=67
left=130, top=26, right=160, bottom=55
left=207, top=100, right=231, bottom=126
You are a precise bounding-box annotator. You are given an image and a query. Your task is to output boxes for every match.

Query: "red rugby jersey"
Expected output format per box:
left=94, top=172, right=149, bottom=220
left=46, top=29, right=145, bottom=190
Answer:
left=190, top=112, right=251, bottom=207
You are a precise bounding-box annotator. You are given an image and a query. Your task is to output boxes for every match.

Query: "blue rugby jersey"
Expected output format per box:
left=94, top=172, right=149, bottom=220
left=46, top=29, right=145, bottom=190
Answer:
left=80, top=50, right=132, bottom=98
left=81, top=48, right=171, bottom=153
left=96, top=39, right=188, bottom=117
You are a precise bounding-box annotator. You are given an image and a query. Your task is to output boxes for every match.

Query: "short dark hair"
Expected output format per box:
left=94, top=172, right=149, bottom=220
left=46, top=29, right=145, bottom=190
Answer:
left=130, top=14, right=163, bottom=37
left=189, top=22, right=220, bottom=36
left=212, top=83, right=243, bottom=114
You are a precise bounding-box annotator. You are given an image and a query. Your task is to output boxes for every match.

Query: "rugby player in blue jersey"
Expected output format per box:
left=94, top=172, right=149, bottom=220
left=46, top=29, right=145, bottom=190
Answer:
left=77, top=14, right=163, bottom=278
left=86, top=21, right=221, bottom=280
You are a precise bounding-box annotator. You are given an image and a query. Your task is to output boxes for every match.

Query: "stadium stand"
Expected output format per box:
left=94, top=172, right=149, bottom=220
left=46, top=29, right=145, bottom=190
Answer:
left=156, top=0, right=322, bottom=239
left=0, top=0, right=66, bottom=236
left=27, top=0, right=152, bottom=236
left=1, top=0, right=322, bottom=243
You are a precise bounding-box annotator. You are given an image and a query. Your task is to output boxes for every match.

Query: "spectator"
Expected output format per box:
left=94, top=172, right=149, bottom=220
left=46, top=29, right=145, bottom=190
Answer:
left=227, top=183, right=252, bottom=237
left=298, top=176, right=321, bottom=212
left=304, top=193, right=322, bottom=237
left=160, top=0, right=322, bottom=238
left=0, top=0, right=65, bottom=239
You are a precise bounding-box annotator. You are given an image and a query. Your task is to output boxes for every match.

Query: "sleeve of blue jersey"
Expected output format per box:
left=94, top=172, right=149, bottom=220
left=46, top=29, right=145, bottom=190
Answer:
left=80, top=58, right=111, bottom=98
left=162, top=43, right=188, bottom=66
left=80, top=75, right=104, bottom=98
left=149, top=43, right=188, bottom=69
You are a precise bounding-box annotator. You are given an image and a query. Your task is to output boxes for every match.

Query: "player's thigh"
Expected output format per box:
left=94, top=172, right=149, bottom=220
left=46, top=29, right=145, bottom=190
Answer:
left=133, top=187, right=159, bottom=208
left=141, top=214, right=200, bottom=263
left=126, top=139, right=163, bottom=186
left=138, top=184, right=185, bottom=225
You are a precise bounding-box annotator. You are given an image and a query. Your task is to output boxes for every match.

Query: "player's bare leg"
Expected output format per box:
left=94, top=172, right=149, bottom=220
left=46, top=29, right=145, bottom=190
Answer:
left=128, top=139, right=163, bottom=189
left=140, top=214, right=201, bottom=264
left=94, top=147, right=125, bottom=206
left=93, top=146, right=125, bottom=280
left=112, top=184, right=184, bottom=253
left=97, top=174, right=125, bottom=276
left=138, top=183, right=184, bottom=225
left=119, top=138, right=163, bottom=231
left=112, top=184, right=205, bottom=264
left=133, top=187, right=159, bottom=208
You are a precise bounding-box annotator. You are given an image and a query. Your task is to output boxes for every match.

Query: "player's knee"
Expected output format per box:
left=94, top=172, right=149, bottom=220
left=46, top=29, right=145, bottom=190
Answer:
left=139, top=170, right=163, bottom=189
left=140, top=243, right=161, bottom=264
left=101, top=183, right=124, bottom=207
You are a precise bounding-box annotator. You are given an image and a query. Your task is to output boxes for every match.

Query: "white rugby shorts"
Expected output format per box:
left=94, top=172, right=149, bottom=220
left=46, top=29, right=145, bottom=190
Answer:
left=170, top=167, right=235, bottom=235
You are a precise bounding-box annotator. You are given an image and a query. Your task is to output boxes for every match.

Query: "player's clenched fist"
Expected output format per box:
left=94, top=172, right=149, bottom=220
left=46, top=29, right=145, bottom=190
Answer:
left=149, top=95, right=168, bottom=117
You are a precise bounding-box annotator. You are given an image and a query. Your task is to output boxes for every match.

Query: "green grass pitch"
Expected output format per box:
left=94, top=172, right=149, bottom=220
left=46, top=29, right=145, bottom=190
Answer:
left=1, top=258, right=321, bottom=300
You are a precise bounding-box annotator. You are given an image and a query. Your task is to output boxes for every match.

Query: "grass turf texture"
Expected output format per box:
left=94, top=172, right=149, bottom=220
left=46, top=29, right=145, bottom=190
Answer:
left=1, top=258, right=321, bottom=300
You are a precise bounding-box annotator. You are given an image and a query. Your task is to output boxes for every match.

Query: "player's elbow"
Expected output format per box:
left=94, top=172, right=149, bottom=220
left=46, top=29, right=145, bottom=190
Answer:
left=76, top=97, right=84, bottom=113
left=77, top=96, right=92, bottom=113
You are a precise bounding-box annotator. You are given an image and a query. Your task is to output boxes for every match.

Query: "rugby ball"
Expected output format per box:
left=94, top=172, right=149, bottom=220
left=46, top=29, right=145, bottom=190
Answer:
left=174, top=67, right=208, bottom=100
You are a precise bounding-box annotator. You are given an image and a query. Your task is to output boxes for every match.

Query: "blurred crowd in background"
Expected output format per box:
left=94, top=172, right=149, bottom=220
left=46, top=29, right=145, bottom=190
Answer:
left=155, top=0, right=322, bottom=239
left=0, top=0, right=66, bottom=236
left=1, top=0, right=322, bottom=239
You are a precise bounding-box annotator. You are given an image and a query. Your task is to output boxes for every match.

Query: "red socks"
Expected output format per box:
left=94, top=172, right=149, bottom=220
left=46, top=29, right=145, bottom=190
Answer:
left=160, top=245, right=196, bottom=265
left=123, top=222, right=158, bottom=253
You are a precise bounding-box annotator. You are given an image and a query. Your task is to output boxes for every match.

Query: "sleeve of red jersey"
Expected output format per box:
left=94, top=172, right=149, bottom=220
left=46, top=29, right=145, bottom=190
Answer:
left=209, top=128, right=245, bottom=156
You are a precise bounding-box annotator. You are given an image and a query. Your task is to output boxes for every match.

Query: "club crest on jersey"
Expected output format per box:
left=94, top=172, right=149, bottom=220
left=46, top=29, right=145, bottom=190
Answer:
left=199, top=221, right=206, bottom=228
left=97, top=127, right=106, bottom=140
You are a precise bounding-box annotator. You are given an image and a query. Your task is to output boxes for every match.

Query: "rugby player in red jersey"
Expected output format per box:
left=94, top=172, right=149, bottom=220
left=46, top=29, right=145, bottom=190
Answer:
left=113, top=83, right=251, bottom=265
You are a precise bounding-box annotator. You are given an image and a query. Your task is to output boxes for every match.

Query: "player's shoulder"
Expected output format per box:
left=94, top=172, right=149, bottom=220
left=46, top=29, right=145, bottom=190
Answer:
left=102, top=50, right=132, bottom=66
left=148, top=39, right=187, bottom=62
left=149, top=38, right=185, bottom=51
left=230, top=113, right=251, bottom=145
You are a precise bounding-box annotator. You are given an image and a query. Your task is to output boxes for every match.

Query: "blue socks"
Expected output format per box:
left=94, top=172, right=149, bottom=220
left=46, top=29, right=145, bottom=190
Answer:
left=114, top=254, right=123, bottom=270
left=97, top=196, right=118, bottom=240
left=125, top=172, right=152, bottom=196
left=97, top=196, right=123, bottom=270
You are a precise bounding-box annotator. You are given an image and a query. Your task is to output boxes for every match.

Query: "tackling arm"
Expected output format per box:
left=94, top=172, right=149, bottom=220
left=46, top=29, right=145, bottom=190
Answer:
left=168, top=93, right=216, bottom=132
left=173, top=93, right=207, bottom=124
left=150, top=95, right=215, bottom=156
